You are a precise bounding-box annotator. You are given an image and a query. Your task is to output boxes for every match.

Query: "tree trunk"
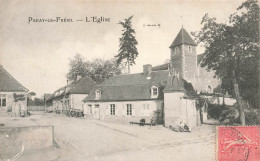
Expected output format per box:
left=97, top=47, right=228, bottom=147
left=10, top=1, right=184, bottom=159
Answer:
left=234, top=80, right=246, bottom=125
left=222, top=94, right=225, bottom=106
left=127, top=59, right=130, bottom=74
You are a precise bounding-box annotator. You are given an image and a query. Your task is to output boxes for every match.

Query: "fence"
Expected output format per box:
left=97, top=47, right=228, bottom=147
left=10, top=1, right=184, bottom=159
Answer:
left=28, top=106, right=45, bottom=111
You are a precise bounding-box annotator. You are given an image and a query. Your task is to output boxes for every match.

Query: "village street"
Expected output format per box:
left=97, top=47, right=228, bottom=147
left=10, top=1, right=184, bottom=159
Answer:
left=0, top=112, right=216, bottom=161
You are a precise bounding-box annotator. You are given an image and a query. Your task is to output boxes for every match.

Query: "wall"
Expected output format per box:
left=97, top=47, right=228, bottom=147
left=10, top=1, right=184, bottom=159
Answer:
left=171, top=45, right=183, bottom=76
left=0, top=92, right=28, bottom=115
left=84, top=100, right=163, bottom=124
left=164, top=92, right=200, bottom=128
left=28, top=106, right=45, bottom=111
left=0, top=126, right=54, bottom=159
left=183, top=45, right=197, bottom=81
left=70, top=94, right=88, bottom=110
left=190, top=65, right=220, bottom=93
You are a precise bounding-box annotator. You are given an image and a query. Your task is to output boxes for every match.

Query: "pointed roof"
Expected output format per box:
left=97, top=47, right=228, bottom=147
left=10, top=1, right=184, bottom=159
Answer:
left=0, top=65, right=29, bottom=92
left=170, top=27, right=197, bottom=48
left=164, top=74, right=197, bottom=98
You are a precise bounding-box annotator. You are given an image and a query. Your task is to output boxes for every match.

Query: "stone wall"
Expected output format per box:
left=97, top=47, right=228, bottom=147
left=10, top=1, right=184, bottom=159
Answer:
left=0, top=126, right=54, bottom=159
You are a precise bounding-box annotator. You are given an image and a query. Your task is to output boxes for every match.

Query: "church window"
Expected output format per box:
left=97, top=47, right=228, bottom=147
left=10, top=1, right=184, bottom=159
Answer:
left=188, top=46, right=192, bottom=53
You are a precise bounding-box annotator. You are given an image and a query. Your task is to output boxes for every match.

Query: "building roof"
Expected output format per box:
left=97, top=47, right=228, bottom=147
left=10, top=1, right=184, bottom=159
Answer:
left=170, top=27, right=197, bottom=48
left=0, top=65, right=29, bottom=92
left=83, top=71, right=169, bottom=102
left=83, top=69, right=197, bottom=102
left=43, top=93, right=52, bottom=101
left=47, top=76, right=97, bottom=101
left=164, top=74, right=197, bottom=98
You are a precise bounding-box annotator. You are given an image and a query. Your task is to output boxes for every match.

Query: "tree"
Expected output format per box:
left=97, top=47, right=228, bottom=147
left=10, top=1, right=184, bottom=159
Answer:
left=115, top=16, right=139, bottom=74
left=192, top=0, right=259, bottom=125
left=66, top=54, right=123, bottom=83
left=89, top=58, right=123, bottom=83
left=66, top=53, right=90, bottom=81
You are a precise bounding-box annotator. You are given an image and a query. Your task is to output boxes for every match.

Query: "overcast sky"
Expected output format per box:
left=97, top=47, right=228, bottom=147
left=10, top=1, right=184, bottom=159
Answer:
left=0, top=0, right=244, bottom=97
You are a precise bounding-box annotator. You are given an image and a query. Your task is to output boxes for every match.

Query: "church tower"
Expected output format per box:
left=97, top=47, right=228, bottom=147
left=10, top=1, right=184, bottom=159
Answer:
left=169, top=27, right=197, bottom=82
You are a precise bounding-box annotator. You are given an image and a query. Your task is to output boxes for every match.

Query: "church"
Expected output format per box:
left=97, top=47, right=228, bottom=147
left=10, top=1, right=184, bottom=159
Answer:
left=83, top=27, right=219, bottom=128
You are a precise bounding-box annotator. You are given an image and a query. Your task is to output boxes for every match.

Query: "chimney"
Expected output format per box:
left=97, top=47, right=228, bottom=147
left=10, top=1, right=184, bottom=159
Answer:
left=143, top=64, right=152, bottom=77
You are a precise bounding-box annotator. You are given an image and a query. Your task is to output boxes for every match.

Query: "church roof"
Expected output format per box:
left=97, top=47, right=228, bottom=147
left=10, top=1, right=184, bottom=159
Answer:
left=0, top=65, right=29, bottom=92
left=164, top=75, right=197, bottom=98
left=170, top=27, right=197, bottom=48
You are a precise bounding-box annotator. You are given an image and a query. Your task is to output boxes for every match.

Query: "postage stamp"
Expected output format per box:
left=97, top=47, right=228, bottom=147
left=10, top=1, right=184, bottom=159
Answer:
left=217, top=126, right=260, bottom=161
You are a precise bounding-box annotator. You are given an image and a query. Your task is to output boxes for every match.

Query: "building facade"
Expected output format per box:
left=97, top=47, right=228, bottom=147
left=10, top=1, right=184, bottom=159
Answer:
left=0, top=65, right=29, bottom=116
left=46, top=76, right=97, bottom=113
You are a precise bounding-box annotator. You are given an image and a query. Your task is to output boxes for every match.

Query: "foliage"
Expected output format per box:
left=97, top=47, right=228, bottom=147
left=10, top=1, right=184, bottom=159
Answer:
left=66, top=54, right=123, bottom=84
left=66, top=54, right=90, bottom=81
left=28, top=97, right=45, bottom=106
left=89, top=58, right=123, bottom=83
left=244, top=109, right=260, bottom=125
left=13, top=93, right=25, bottom=102
left=28, top=92, right=36, bottom=96
left=207, top=104, right=225, bottom=120
left=115, top=16, right=139, bottom=74
left=192, top=0, right=259, bottom=125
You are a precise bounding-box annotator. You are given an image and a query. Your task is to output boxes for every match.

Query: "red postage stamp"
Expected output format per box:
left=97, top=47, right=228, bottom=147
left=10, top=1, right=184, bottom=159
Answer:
left=217, top=126, right=260, bottom=161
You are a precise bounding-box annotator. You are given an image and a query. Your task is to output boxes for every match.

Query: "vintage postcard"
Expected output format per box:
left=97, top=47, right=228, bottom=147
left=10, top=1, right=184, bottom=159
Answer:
left=0, top=0, right=259, bottom=160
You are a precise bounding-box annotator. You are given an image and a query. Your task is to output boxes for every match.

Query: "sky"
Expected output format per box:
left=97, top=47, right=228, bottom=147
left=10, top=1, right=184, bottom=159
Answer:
left=0, top=0, right=245, bottom=97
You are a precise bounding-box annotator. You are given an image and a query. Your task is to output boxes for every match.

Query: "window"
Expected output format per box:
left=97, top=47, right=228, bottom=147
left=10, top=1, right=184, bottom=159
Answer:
left=88, top=105, right=92, bottom=113
left=95, top=89, right=101, bottom=100
left=0, top=95, right=6, bottom=107
left=110, top=104, right=115, bottom=115
left=95, top=104, right=99, bottom=108
left=188, top=46, right=192, bottom=53
left=151, top=86, right=158, bottom=98
left=175, top=47, right=179, bottom=53
left=127, top=104, right=132, bottom=116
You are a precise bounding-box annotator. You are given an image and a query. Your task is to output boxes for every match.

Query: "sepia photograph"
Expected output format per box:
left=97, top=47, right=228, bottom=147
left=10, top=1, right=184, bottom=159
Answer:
left=0, top=0, right=259, bottom=160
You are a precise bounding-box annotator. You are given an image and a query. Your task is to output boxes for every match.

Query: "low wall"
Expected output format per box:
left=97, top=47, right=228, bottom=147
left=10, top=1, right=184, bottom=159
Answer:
left=28, top=106, right=45, bottom=111
left=0, top=126, right=54, bottom=159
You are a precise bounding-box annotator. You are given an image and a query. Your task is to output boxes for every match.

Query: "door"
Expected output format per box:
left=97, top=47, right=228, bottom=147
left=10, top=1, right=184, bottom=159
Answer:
left=94, top=104, right=100, bottom=120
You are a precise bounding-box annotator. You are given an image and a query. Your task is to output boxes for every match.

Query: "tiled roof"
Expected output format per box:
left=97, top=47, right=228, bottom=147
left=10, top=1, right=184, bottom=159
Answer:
left=84, top=71, right=169, bottom=102
left=0, top=65, right=28, bottom=92
left=170, top=27, right=197, bottom=48
left=47, top=76, right=97, bottom=101
left=164, top=75, right=197, bottom=98
left=68, top=76, right=97, bottom=94
left=101, top=71, right=169, bottom=86
left=83, top=70, right=197, bottom=102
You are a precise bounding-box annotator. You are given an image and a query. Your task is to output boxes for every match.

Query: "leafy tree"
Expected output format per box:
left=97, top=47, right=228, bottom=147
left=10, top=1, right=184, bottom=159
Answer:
left=89, top=58, right=123, bottom=83
left=192, top=0, right=259, bottom=125
left=115, top=16, right=139, bottom=74
left=66, top=53, right=90, bottom=81
left=66, top=54, right=123, bottom=84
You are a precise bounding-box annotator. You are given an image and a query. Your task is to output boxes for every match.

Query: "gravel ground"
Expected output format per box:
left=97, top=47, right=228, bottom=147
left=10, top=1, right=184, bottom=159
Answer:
left=0, top=111, right=216, bottom=161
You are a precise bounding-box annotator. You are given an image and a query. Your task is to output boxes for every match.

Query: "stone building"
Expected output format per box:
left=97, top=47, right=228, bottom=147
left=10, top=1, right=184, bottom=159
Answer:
left=46, top=76, right=97, bottom=113
left=0, top=65, right=29, bottom=116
